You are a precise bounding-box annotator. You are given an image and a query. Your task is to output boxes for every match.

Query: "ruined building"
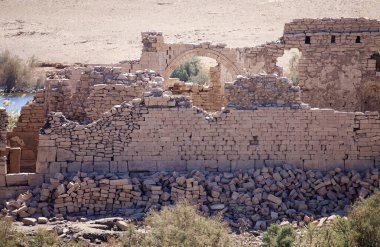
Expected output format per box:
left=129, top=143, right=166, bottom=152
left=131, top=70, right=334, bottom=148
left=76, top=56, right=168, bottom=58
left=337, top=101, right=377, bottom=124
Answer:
left=0, top=18, right=379, bottom=205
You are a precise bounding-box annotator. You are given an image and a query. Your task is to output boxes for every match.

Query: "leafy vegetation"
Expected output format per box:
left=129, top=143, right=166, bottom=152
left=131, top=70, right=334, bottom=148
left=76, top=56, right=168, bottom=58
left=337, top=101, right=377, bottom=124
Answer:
left=262, top=224, right=296, bottom=247
left=171, top=57, right=209, bottom=85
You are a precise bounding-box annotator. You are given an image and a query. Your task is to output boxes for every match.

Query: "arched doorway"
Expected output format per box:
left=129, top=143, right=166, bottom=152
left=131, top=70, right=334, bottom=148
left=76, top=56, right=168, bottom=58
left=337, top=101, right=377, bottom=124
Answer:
left=163, top=48, right=241, bottom=82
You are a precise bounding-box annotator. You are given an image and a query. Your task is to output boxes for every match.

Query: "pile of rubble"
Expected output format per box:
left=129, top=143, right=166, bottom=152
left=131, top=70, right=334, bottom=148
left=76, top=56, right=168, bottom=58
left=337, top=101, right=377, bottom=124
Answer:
left=3, top=165, right=380, bottom=230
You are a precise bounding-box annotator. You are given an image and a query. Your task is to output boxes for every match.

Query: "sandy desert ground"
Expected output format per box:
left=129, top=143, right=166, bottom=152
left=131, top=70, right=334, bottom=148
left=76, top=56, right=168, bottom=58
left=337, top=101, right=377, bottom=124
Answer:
left=0, top=0, right=379, bottom=64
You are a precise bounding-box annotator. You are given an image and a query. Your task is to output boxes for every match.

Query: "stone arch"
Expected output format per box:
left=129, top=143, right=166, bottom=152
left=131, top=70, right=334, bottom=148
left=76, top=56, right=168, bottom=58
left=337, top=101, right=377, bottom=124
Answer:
left=163, top=48, right=242, bottom=81
left=362, top=84, right=380, bottom=112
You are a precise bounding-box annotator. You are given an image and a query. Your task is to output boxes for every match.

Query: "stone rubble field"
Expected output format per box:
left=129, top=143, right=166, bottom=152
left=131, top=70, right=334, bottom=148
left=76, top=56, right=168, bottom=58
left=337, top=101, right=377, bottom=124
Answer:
left=3, top=165, right=379, bottom=233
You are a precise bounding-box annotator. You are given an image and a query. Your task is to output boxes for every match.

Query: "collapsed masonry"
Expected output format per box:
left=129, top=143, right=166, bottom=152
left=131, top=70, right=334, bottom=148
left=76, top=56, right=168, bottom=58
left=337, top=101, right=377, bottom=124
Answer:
left=0, top=18, right=379, bottom=207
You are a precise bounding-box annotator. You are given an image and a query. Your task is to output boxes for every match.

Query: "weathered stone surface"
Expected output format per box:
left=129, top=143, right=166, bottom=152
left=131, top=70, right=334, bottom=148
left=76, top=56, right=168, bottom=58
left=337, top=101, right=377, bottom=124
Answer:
left=22, top=217, right=37, bottom=226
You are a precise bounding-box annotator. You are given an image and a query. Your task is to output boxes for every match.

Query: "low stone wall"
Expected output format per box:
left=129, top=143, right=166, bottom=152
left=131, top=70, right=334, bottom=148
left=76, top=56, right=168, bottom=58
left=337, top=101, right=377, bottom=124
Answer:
left=4, top=166, right=380, bottom=230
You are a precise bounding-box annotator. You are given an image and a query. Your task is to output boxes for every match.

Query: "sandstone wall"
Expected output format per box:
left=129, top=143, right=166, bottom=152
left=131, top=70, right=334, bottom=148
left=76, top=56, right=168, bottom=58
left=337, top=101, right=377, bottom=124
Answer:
left=8, top=91, right=46, bottom=172
left=34, top=74, right=380, bottom=182
left=282, top=18, right=380, bottom=112
left=225, top=74, right=301, bottom=109
left=118, top=18, right=380, bottom=112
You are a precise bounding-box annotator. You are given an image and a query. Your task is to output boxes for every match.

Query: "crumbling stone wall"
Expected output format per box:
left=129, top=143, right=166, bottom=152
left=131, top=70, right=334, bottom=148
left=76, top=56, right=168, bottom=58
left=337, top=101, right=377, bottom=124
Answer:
left=225, top=74, right=301, bottom=109
left=117, top=18, right=380, bottom=112
left=33, top=74, right=379, bottom=184
left=166, top=65, right=226, bottom=112
left=282, top=18, right=380, bottom=112
left=7, top=91, right=46, bottom=172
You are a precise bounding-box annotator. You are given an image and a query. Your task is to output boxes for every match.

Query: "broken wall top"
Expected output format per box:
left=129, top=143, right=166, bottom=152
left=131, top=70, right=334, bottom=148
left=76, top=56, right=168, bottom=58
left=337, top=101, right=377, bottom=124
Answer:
left=284, top=18, right=380, bottom=34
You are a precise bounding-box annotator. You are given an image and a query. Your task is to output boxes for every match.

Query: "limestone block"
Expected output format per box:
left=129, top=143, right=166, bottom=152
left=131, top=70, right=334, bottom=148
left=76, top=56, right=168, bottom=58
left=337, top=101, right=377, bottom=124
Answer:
left=37, top=147, right=57, bottom=162
left=94, top=162, right=110, bottom=173
left=117, top=161, right=129, bottom=173
left=0, top=161, right=6, bottom=175
left=186, top=160, right=205, bottom=171
left=0, top=175, right=5, bottom=186
left=128, top=161, right=157, bottom=172
left=345, top=159, right=374, bottom=171
left=81, top=162, right=94, bottom=173
left=28, top=174, right=44, bottom=186
left=156, top=161, right=186, bottom=171
left=67, top=162, right=81, bottom=173
left=9, top=147, right=21, bottom=173
left=57, top=149, right=75, bottom=162
left=6, top=174, right=28, bottom=186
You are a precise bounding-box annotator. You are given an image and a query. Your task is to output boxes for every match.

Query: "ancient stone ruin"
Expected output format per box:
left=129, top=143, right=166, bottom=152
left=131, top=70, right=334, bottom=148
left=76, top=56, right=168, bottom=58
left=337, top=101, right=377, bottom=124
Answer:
left=0, top=18, right=379, bottom=229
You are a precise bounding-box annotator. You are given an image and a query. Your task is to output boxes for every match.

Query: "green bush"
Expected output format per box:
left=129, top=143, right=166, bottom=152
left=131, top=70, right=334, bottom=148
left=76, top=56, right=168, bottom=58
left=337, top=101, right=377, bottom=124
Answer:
left=295, top=192, right=380, bottom=247
left=28, top=228, right=58, bottom=247
left=349, top=192, right=380, bottom=246
left=171, top=58, right=209, bottom=85
left=122, top=201, right=233, bottom=247
left=261, top=224, right=296, bottom=247
left=0, top=50, right=37, bottom=92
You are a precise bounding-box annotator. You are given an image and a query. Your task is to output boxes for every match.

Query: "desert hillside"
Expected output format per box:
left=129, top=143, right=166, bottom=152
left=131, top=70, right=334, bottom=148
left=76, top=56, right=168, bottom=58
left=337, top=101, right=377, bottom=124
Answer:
left=0, top=0, right=379, bottom=64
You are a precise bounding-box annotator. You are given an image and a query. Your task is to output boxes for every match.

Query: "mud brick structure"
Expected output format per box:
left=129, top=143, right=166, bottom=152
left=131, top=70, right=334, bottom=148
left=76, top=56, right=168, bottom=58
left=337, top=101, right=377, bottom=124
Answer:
left=0, top=18, right=379, bottom=206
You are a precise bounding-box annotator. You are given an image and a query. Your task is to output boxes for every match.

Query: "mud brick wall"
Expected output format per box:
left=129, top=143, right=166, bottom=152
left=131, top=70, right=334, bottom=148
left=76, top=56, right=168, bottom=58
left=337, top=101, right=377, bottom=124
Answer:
left=225, top=74, right=301, bottom=109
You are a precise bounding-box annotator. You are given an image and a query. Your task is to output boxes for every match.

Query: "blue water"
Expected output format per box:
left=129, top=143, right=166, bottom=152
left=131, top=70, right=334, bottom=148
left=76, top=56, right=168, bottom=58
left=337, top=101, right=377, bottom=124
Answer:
left=0, top=93, right=34, bottom=113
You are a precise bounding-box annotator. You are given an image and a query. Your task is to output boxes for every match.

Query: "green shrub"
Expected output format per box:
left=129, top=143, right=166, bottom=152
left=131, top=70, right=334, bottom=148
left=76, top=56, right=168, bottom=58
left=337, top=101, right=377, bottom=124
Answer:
left=349, top=192, right=380, bottom=247
left=261, top=224, right=296, bottom=247
left=171, top=58, right=209, bottom=85
left=122, top=201, right=233, bottom=247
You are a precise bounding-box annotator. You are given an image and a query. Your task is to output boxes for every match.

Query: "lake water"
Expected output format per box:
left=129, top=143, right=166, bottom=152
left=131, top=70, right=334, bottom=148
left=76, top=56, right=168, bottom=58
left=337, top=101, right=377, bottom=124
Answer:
left=0, top=93, right=35, bottom=113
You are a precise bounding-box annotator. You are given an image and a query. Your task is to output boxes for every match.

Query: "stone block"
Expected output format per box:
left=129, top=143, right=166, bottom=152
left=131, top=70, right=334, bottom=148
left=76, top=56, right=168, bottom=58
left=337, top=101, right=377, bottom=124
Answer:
left=94, top=161, right=110, bottom=173
left=128, top=161, right=157, bottom=172
left=57, top=149, right=75, bottom=162
left=9, top=147, right=21, bottom=173
left=48, top=162, right=61, bottom=174
left=117, top=161, right=129, bottom=173
left=36, top=162, right=48, bottom=174
left=28, top=173, right=44, bottom=186
left=6, top=173, right=28, bottom=186
left=0, top=162, right=6, bottom=175
left=0, top=175, right=5, bottom=187
left=37, top=147, right=57, bottom=162
left=67, top=162, right=81, bottom=173
left=81, top=162, right=94, bottom=173
left=217, top=160, right=231, bottom=172
left=156, top=161, right=186, bottom=171
left=231, top=160, right=255, bottom=171
left=345, top=159, right=374, bottom=171
left=186, top=160, right=205, bottom=171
